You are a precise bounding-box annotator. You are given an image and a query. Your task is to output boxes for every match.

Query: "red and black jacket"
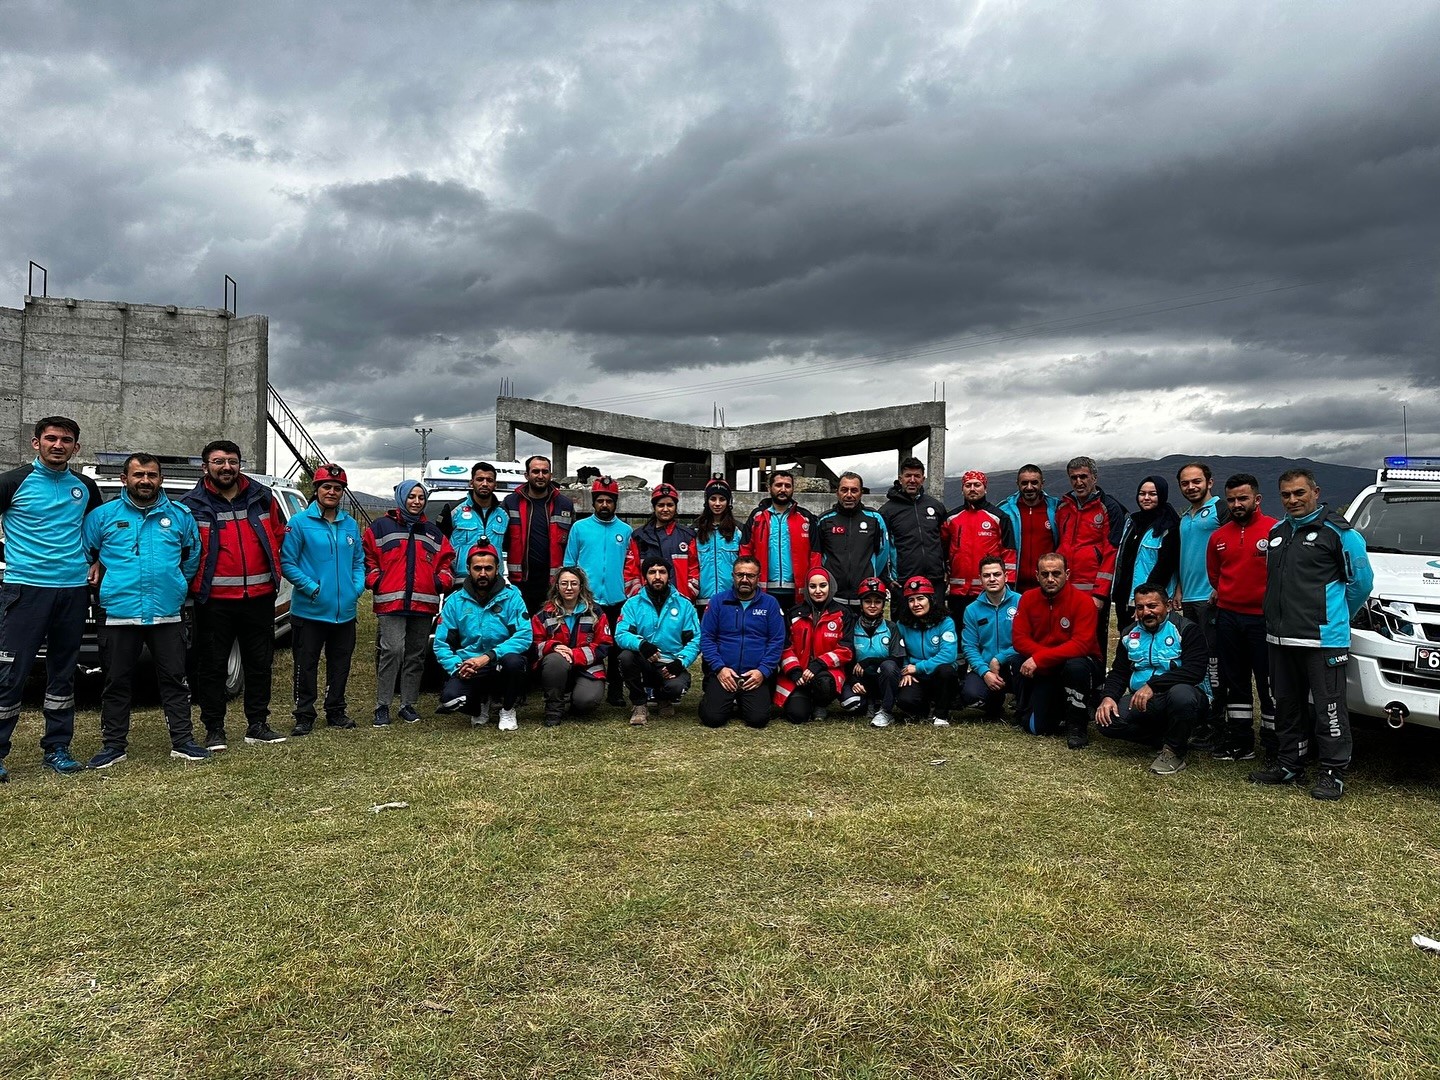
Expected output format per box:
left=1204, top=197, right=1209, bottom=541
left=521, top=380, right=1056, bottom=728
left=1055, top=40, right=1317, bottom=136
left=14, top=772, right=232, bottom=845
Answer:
left=531, top=602, right=613, bottom=680
left=363, top=510, right=456, bottom=616
left=624, top=520, right=700, bottom=599
left=503, top=485, right=574, bottom=585
left=183, top=474, right=283, bottom=603
left=940, top=500, right=1017, bottom=596
left=774, top=596, right=854, bottom=707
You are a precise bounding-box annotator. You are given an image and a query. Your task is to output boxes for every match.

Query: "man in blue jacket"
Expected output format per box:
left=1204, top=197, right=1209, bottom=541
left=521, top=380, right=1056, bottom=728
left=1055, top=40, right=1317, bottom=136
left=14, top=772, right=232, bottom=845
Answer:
left=81, top=453, right=207, bottom=767
left=0, top=416, right=102, bottom=780
left=433, top=543, right=533, bottom=731
left=615, top=556, right=702, bottom=726
left=437, top=461, right=509, bottom=584
left=564, top=476, right=632, bottom=705
left=959, top=556, right=1024, bottom=721
left=280, top=463, right=366, bottom=736
left=699, top=556, right=786, bottom=728
left=1251, top=468, right=1373, bottom=800
left=1094, top=583, right=1209, bottom=776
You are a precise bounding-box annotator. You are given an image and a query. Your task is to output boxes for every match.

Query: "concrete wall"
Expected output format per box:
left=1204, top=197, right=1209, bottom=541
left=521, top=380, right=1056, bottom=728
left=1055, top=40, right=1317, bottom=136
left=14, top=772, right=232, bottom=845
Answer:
left=1, top=297, right=268, bottom=470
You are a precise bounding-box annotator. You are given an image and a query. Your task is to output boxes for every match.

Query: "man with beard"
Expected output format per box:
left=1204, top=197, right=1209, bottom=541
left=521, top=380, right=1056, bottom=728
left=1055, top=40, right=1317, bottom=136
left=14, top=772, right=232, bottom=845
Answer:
left=183, top=439, right=287, bottom=748
left=1012, top=552, right=1103, bottom=748
left=81, top=454, right=208, bottom=767
left=1175, top=461, right=1229, bottom=749
left=438, top=461, right=509, bottom=584
left=503, top=455, right=574, bottom=614
left=880, top=456, right=946, bottom=599
left=565, top=476, right=633, bottom=704
left=814, top=471, right=892, bottom=612
left=1054, top=456, right=1127, bottom=656
left=741, top=470, right=818, bottom=607
left=1095, top=584, right=1209, bottom=776
left=616, top=557, right=702, bottom=726
left=941, top=469, right=1016, bottom=628
left=1206, top=473, right=1280, bottom=764
left=699, top=556, right=786, bottom=728
left=433, top=543, right=532, bottom=732
left=624, top=482, right=699, bottom=600
left=998, top=464, right=1060, bottom=592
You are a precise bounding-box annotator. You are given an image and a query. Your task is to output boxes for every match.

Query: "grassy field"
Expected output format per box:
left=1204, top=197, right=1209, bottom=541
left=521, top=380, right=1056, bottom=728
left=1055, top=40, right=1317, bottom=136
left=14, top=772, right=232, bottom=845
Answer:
left=2, top=609, right=1439, bottom=1079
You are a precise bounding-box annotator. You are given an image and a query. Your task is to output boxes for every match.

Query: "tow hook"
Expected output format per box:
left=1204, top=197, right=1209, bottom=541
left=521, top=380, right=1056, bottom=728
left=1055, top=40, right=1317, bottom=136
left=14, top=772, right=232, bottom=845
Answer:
left=1386, top=701, right=1410, bottom=730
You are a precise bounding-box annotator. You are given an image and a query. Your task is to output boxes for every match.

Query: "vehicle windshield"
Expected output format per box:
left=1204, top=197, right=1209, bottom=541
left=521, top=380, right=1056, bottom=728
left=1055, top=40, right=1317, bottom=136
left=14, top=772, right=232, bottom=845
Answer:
left=1348, top=492, right=1440, bottom=556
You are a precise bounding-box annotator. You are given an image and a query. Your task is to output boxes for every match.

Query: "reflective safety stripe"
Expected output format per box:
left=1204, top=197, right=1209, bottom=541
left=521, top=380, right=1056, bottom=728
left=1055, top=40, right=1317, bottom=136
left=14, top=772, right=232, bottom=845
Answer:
left=0, top=704, right=20, bottom=721
left=106, top=615, right=182, bottom=626
left=210, top=572, right=274, bottom=586
left=43, top=694, right=76, bottom=711
left=375, top=590, right=440, bottom=605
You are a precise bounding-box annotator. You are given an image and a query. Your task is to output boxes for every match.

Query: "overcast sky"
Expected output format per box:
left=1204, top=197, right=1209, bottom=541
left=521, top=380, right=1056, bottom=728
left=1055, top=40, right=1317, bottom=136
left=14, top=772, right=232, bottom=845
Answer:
left=4, top=1, right=1437, bottom=495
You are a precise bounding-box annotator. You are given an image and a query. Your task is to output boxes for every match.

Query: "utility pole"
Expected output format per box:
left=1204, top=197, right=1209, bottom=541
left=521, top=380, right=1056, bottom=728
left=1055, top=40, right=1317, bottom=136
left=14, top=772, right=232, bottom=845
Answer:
left=415, top=427, right=433, bottom=474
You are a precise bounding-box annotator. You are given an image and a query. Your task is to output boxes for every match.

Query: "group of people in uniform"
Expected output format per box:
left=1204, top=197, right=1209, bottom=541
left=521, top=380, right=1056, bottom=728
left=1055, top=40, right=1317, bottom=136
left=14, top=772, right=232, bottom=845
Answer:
left=0, top=417, right=1373, bottom=799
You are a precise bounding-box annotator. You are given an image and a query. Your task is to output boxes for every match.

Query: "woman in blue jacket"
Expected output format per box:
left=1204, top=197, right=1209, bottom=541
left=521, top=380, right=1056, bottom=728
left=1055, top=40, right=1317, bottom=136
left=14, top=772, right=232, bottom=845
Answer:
left=849, top=577, right=904, bottom=729
left=692, top=478, right=741, bottom=612
left=893, top=576, right=958, bottom=725
left=1112, top=475, right=1181, bottom=627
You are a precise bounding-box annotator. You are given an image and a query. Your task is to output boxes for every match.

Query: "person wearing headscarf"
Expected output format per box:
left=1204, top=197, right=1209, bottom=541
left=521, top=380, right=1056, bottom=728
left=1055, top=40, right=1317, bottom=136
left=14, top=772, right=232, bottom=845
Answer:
left=774, top=567, right=860, bottom=723
left=1111, top=474, right=1181, bottom=627
left=363, top=479, right=456, bottom=726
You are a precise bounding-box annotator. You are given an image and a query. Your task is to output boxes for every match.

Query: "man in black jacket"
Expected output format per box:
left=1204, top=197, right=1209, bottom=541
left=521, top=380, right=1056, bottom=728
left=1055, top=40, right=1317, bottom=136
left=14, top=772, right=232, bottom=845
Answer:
left=880, top=456, right=946, bottom=600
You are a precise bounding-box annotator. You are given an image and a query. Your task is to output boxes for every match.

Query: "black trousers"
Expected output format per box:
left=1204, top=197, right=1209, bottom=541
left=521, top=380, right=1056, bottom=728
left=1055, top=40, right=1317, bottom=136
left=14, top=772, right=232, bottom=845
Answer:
left=699, top=670, right=770, bottom=728
left=99, top=622, right=194, bottom=749
left=1021, top=656, right=1102, bottom=736
left=618, top=650, right=692, bottom=706
left=601, top=603, right=625, bottom=700
left=520, top=575, right=551, bottom=616
left=782, top=675, right=837, bottom=723
left=1096, top=683, right=1204, bottom=755
left=0, top=583, right=88, bottom=759
left=851, top=658, right=900, bottom=712
left=1215, top=608, right=1277, bottom=756
left=895, top=665, right=958, bottom=719
left=193, top=595, right=275, bottom=736
left=291, top=616, right=356, bottom=723
left=441, top=652, right=527, bottom=713
left=960, top=661, right=1024, bottom=717
left=1182, top=600, right=1226, bottom=732
left=1270, top=644, right=1351, bottom=772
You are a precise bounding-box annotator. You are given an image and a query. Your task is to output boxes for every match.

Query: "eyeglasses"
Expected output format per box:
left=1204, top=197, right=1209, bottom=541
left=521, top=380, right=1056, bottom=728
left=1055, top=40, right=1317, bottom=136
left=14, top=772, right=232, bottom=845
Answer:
left=208, top=457, right=241, bottom=467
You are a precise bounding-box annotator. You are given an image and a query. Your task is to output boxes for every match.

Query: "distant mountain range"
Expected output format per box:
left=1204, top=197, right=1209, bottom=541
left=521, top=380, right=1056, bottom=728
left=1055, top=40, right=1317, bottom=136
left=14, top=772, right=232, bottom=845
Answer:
left=943, top=456, right=1376, bottom=513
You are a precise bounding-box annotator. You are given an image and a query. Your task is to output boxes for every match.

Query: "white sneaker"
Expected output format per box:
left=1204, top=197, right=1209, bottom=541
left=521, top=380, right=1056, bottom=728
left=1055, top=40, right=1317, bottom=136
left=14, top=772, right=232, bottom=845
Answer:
left=497, top=708, right=518, bottom=732
left=932, top=715, right=951, bottom=727
left=870, top=710, right=893, bottom=729
left=472, top=701, right=491, bottom=727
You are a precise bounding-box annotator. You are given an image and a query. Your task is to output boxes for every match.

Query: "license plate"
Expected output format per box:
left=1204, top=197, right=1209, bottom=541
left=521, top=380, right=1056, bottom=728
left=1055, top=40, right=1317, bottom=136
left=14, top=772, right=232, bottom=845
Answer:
left=1417, top=646, right=1440, bottom=672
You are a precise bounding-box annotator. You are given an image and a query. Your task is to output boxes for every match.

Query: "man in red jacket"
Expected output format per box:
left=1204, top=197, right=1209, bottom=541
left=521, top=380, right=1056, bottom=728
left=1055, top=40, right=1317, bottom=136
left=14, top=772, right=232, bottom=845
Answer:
left=740, top=470, right=818, bottom=606
left=1012, top=552, right=1103, bottom=748
left=1054, top=456, right=1127, bottom=657
left=940, top=469, right=1016, bottom=628
left=1206, top=472, right=1280, bottom=764
left=182, top=439, right=286, bottom=749
left=503, top=456, right=575, bottom=614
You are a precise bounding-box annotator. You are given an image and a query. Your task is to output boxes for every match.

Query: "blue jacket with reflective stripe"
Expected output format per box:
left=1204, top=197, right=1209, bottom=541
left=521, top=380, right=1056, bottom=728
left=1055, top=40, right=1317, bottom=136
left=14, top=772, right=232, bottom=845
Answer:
left=1103, top=613, right=1211, bottom=698
left=564, top=513, right=633, bottom=606
left=850, top=616, right=899, bottom=665
left=281, top=502, right=365, bottom=624
left=0, top=460, right=102, bottom=587
left=82, top=490, right=199, bottom=624
left=694, top=527, right=741, bottom=602
left=439, top=496, right=509, bottom=573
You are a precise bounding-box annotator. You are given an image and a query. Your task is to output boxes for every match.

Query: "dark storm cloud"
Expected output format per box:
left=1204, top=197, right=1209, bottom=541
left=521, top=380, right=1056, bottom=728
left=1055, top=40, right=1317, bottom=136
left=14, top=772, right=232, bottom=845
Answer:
left=1188, top=396, right=1440, bottom=438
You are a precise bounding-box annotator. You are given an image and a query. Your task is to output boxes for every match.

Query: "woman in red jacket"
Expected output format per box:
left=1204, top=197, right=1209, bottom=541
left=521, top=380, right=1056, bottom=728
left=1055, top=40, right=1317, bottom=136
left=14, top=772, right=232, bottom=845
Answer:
left=530, top=566, right=614, bottom=726
left=363, top=480, right=456, bottom=726
left=774, top=568, right=859, bottom=723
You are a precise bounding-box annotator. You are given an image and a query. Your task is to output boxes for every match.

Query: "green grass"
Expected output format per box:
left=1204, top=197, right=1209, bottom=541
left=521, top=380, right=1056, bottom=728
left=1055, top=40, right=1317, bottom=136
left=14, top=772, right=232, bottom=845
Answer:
left=2, top=609, right=1439, bottom=1078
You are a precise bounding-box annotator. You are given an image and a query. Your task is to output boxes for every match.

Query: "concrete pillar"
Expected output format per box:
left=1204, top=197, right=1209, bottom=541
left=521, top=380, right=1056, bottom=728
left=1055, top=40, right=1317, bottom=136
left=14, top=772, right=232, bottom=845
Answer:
left=927, top=429, right=945, bottom=492
left=709, top=450, right=725, bottom=481
left=551, top=442, right=568, bottom=479
left=495, top=419, right=516, bottom=462
left=897, top=444, right=914, bottom=477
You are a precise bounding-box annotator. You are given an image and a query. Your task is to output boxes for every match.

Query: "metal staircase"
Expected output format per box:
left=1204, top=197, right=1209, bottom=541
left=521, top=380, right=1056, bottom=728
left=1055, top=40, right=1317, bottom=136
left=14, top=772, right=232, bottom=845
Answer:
left=266, top=382, right=372, bottom=525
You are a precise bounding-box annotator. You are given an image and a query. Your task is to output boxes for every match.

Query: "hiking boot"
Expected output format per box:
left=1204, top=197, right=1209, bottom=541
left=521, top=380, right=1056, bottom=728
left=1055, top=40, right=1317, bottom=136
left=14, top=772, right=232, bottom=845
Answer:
left=326, top=715, right=357, bottom=730
left=373, top=706, right=392, bottom=728
left=1066, top=725, right=1090, bottom=750
left=43, top=747, right=85, bottom=775
left=170, top=742, right=214, bottom=762
left=1248, top=764, right=1302, bottom=786
left=1150, top=747, right=1187, bottom=776
left=399, top=705, right=421, bottom=724
left=813, top=707, right=829, bottom=722
left=244, top=726, right=287, bottom=745
left=497, top=708, right=519, bottom=732
left=542, top=710, right=563, bottom=728
left=1311, top=770, right=1345, bottom=801
left=870, top=710, right=893, bottom=729
left=470, top=701, right=491, bottom=727
left=1211, top=742, right=1256, bottom=762
left=291, top=720, right=314, bottom=737
left=629, top=704, right=649, bottom=727
left=205, top=731, right=228, bottom=752
left=86, top=746, right=128, bottom=770
left=1188, top=724, right=1219, bottom=753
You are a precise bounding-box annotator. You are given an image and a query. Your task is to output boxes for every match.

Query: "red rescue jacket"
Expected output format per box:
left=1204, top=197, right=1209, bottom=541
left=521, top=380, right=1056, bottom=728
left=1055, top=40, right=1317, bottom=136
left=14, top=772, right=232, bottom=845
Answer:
left=940, top=500, right=1017, bottom=596
left=1012, top=582, right=1100, bottom=671
left=1207, top=513, right=1279, bottom=616
left=774, top=599, right=853, bottom=707
left=1055, top=489, right=1127, bottom=600
left=363, top=511, right=456, bottom=616
left=503, top=486, right=574, bottom=584
left=531, top=602, right=613, bottom=679
left=183, top=475, right=283, bottom=603
left=624, top=521, right=700, bottom=599
left=740, top=500, right=819, bottom=600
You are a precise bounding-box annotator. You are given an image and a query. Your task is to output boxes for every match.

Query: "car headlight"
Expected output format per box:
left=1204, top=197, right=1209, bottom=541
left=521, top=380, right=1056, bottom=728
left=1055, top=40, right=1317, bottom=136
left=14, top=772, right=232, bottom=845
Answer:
left=1353, top=597, right=1417, bottom=640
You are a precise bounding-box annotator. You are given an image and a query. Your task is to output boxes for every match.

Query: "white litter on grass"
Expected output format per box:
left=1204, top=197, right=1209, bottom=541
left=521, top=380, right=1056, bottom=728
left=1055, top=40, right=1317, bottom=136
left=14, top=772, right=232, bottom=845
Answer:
left=370, top=801, right=410, bottom=813
left=929, top=758, right=948, bottom=766
left=1413, top=934, right=1440, bottom=953
left=311, top=806, right=333, bottom=814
